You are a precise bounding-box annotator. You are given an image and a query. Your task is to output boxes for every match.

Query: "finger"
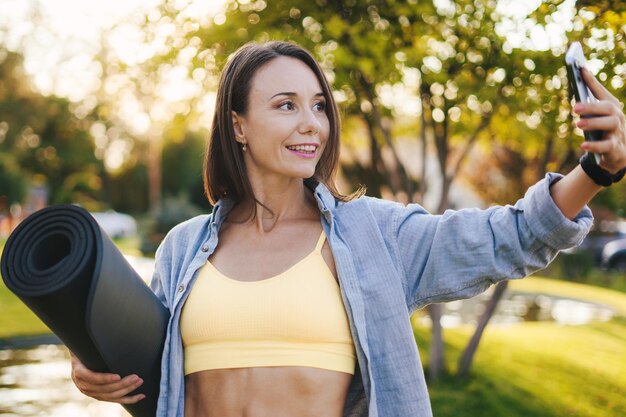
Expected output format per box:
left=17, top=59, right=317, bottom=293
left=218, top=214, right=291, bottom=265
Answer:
left=576, top=115, right=621, bottom=132
left=80, top=375, right=144, bottom=399
left=73, top=362, right=121, bottom=385
left=115, top=393, right=146, bottom=405
left=580, top=137, right=616, bottom=155
left=93, top=377, right=144, bottom=401
left=581, top=68, right=620, bottom=104
left=574, top=100, right=621, bottom=118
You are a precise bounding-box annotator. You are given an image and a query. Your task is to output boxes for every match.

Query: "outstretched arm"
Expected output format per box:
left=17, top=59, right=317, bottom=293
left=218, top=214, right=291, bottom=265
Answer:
left=550, top=67, right=626, bottom=220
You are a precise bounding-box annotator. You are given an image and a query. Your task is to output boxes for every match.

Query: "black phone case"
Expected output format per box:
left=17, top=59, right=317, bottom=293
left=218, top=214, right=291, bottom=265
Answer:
left=565, top=62, right=603, bottom=143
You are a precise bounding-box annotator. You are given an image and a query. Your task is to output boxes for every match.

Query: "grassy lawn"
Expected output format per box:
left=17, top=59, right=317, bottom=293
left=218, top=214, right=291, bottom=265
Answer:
left=111, top=235, right=143, bottom=257
left=1, top=233, right=625, bottom=416
left=416, top=317, right=626, bottom=417
left=0, top=281, right=52, bottom=338
left=412, top=276, right=626, bottom=417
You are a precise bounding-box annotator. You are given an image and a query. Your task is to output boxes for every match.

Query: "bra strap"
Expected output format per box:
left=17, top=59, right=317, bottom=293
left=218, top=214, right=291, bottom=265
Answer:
left=314, top=230, right=326, bottom=252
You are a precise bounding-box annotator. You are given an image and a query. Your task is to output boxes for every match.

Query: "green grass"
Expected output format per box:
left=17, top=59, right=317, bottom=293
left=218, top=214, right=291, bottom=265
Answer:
left=413, top=277, right=626, bottom=417
left=0, top=281, right=52, bottom=338
left=416, top=318, right=626, bottom=417
left=1, top=237, right=50, bottom=338
left=112, top=235, right=143, bottom=256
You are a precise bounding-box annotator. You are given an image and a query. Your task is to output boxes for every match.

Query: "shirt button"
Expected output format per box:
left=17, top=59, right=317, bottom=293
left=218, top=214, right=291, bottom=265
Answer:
left=201, top=245, right=209, bottom=252
left=178, top=285, right=185, bottom=293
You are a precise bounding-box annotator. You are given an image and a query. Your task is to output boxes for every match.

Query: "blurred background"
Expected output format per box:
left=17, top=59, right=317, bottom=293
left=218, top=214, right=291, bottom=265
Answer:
left=0, top=0, right=625, bottom=416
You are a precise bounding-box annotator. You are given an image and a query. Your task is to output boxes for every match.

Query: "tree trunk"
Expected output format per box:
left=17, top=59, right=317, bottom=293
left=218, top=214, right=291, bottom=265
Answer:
left=419, top=94, right=428, bottom=201
left=358, top=73, right=413, bottom=197
left=148, top=133, right=162, bottom=213
left=457, top=280, right=509, bottom=378
left=539, top=136, right=554, bottom=179
left=421, top=88, right=449, bottom=381
left=427, top=303, right=446, bottom=381
left=361, top=111, right=388, bottom=197
left=437, top=176, right=451, bottom=214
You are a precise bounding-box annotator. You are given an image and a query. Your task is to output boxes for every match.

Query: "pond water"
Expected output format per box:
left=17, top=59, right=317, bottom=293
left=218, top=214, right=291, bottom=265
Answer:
left=0, top=288, right=616, bottom=416
left=0, top=345, right=129, bottom=417
left=416, top=289, right=616, bottom=328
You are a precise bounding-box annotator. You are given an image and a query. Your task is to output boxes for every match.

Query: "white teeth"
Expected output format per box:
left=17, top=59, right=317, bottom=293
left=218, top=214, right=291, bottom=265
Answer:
left=287, top=145, right=316, bottom=152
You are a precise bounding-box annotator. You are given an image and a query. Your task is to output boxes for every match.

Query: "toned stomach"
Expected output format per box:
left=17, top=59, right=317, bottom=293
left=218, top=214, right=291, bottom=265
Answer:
left=184, top=366, right=353, bottom=417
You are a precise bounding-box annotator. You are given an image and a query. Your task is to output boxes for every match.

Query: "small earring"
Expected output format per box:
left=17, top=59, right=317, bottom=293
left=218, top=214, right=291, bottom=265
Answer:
left=242, top=143, right=247, bottom=152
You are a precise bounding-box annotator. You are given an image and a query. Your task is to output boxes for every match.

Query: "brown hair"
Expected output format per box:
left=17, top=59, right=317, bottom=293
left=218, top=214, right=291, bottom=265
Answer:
left=203, top=40, right=360, bottom=207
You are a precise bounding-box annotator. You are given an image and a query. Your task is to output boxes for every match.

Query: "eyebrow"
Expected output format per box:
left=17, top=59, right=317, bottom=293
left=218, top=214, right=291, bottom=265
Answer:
left=270, top=92, right=325, bottom=100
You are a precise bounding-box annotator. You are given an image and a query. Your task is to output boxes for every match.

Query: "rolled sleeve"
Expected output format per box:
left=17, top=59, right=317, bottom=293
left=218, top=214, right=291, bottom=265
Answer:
left=522, top=172, right=593, bottom=250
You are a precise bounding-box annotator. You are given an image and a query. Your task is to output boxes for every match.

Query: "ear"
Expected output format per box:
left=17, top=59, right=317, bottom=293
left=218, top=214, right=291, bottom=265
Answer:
left=231, top=111, right=246, bottom=143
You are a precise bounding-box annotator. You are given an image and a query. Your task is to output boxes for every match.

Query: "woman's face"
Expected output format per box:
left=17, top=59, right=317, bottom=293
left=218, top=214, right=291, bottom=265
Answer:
left=233, top=56, right=330, bottom=184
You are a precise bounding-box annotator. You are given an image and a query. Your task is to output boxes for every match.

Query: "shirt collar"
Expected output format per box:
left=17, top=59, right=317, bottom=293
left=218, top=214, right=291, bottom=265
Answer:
left=209, top=197, right=235, bottom=230
left=305, top=178, right=337, bottom=222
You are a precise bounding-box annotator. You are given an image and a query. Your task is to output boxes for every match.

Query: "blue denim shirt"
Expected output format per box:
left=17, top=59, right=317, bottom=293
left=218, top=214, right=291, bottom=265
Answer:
left=150, top=173, right=592, bottom=417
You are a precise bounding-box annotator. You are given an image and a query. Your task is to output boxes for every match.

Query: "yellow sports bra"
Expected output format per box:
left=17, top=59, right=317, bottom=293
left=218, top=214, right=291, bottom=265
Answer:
left=180, top=231, right=356, bottom=376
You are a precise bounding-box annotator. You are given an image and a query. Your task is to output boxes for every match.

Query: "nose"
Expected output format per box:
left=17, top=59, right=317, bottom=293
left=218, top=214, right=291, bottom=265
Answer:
left=299, top=108, right=322, bottom=135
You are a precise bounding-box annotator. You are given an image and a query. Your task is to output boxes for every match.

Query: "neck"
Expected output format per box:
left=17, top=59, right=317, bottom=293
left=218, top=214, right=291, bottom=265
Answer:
left=233, top=175, right=317, bottom=233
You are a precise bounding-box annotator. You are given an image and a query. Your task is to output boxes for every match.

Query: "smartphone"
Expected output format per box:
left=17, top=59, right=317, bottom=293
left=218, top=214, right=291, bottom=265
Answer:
left=565, top=42, right=602, bottom=164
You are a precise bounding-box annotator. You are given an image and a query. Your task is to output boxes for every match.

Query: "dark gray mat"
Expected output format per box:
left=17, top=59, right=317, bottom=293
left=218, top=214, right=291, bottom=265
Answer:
left=1, top=204, right=169, bottom=417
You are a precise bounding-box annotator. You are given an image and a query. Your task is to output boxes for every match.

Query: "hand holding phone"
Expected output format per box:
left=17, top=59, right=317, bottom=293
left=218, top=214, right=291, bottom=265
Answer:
left=565, top=42, right=602, bottom=164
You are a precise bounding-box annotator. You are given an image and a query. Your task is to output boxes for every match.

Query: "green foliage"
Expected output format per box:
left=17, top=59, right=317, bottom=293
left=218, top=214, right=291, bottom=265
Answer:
left=0, top=48, right=106, bottom=208
left=161, top=130, right=209, bottom=208
left=527, top=1, right=626, bottom=214
left=139, top=195, right=205, bottom=255
left=554, top=251, right=595, bottom=280
left=108, top=163, right=150, bottom=213
left=541, top=255, right=626, bottom=294
left=0, top=153, right=27, bottom=207
left=591, top=181, right=626, bottom=217
left=148, top=0, right=623, bottom=209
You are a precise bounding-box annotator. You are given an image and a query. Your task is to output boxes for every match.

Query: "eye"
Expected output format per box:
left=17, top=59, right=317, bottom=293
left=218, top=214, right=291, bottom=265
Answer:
left=279, top=100, right=295, bottom=111
left=313, top=101, right=326, bottom=112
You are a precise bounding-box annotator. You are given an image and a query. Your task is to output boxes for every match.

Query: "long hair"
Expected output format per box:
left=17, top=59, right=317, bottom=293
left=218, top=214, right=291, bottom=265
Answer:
left=203, top=40, right=360, bottom=206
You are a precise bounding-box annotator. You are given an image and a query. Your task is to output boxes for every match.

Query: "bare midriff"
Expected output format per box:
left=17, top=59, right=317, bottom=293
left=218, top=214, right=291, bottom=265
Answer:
left=184, top=366, right=352, bottom=417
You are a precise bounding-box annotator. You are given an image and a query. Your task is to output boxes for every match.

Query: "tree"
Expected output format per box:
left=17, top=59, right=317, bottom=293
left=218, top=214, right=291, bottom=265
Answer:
left=0, top=154, right=27, bottom=208
left=456, top=0, right=626, bottom=378
left=0, top=47, right=106, bottom=210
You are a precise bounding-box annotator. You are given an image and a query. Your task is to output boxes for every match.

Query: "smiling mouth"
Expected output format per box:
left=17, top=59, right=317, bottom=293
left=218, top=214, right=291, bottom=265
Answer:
left=286, top=144, right=317, bottom=153
left=285, top=144, right=318, bottom=158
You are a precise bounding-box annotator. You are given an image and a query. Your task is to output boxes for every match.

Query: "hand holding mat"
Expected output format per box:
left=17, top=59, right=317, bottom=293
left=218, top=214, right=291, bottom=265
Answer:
left=1, top=204, right=169, bottom=417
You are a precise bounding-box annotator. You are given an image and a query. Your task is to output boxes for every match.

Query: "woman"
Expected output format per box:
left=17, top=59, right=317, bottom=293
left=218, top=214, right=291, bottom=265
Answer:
left=71, top=41, right=626, bottom=417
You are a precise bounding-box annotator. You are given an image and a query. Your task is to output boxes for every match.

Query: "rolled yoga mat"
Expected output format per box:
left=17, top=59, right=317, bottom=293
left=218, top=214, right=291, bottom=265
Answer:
left=1, top=204, right=169, bottom=417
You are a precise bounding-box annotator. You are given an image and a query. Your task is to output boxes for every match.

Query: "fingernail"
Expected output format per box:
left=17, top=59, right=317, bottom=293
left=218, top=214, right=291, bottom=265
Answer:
left=577, top=119, right=587, bottom=127
left=574, top=103, right=583, bottom=112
